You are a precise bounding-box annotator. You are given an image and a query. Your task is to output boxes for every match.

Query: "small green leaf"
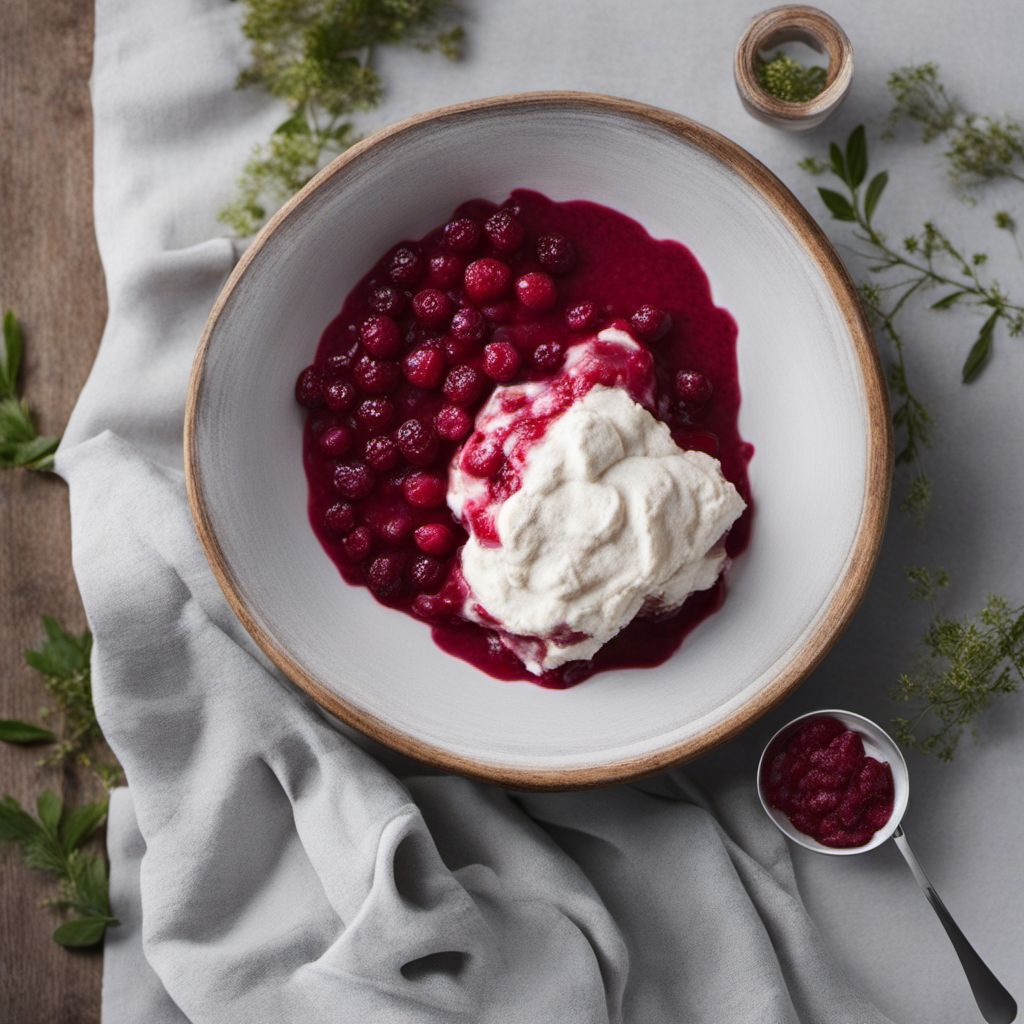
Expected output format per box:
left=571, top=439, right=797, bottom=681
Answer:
left=931, top=290, right=967, bottom=310
left=53, top=916, right=112, bottom=948
left=272, top=112, right=309, bottom=136
left=818, top=188, right=857, bottom=222
left=36, top=790, right=62, bottom=836
left=828, top=142, right=847, bottom=184
left=1, top=310, right=23, bottom=398
left=60, top=802, right=108, bottom=853
left=864, top=171, right=888, bottom=222
left=962, top=312, right=999, bottom=383
left=0, top=720, right=56, bottom=744
left=845, top=125, right=868, bottom=188
left=0, top=795, right=43, bottom=844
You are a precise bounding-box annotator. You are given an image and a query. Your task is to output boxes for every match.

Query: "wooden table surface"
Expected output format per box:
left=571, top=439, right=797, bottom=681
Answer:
left=1, top=1, right=107, bottom=1020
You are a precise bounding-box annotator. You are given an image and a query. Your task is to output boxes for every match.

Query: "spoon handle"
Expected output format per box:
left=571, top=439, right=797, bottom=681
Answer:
left=892, top=826, right=1017, bottom=1023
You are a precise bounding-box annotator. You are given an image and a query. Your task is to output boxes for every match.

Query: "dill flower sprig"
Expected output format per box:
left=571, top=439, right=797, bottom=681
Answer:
left=0, top=617, right=121, bottom=790
left=756, top=52, right=827, bottom=103
left=893, top=568, right=1024, bottom=762
left=886, top=62, right=1024, bottom=193
left=219, top=0, right=466, bottom=236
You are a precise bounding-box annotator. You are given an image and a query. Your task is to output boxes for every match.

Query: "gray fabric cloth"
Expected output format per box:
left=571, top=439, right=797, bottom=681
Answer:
left=63, top=0, right=1024, bottom=1021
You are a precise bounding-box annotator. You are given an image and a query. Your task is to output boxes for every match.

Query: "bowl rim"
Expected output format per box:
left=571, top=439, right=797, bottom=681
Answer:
left=184, top=91, right=892, bottom=791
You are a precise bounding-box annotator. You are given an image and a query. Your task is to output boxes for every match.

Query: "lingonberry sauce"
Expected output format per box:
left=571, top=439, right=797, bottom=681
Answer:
left=297, top=189, right=753, bottom=686
left=762, top=716, right=895, bottom=848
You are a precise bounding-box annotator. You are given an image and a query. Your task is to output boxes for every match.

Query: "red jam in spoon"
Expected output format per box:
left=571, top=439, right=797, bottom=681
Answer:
left=762, top=716, right=895, bottom=848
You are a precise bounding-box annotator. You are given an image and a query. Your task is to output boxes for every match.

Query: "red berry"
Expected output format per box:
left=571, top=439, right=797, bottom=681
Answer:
left=367, top=553, right=406, bottom=596
left=324, top=502, right=356, bottom=534
left=360, top=315, right=402, bottom=358
left=352, top=354, right=401, bottom=394
left=442, top=216, right=481, bottom=253
left=411, top=288, right=454, bottom=326
left=364, top=435, right=400, bottom=472
left=377, top=512, right=413, bottom=547
left=515, top=272, right=557, bottom=311
left=435, top=404, right=473, bottom=441
left=532, top=341, right=564, bottom=371
left=443, top=364, right=486, bottom=405
left=450, top=306, right=487, bottom=345
left=332, top=461, right=374, bottom=500
left=341, top=526, right=373, bottom=562
left=565, top=301, right=597, bottom=331
left=463, top=436, right=505, bottom=477
left=355, top=397, right=395, bottom=433
left=401, top=346, right=443, bottom=389
left=386, top=245, right=423, bottom=286
left=482, top=300, right=516, bottom=323
left=464, top=258, right=511, bottom=303
left=368, top=283, right=406, bottom=317
left=318, top=424, right=353, bottom=457
left=408, top=555, right=444, bottom=592
left=414, top=522, right=457, bottom=557
left=630, top=304, right=671, bottom=341
left=403, top=471, right=447, bottom=508
left=536, top=234, right=576, bottom=274
left=674, top=370, right=713, bottom=403
left=428, top=253, right=462, bottom=288
left=396, top=418, right=439, bottom=466
left=443, top=334, right=474, bottom=363
left=483, top=341, right=521, bottom=382
left=484, top=208, right=525, bottom=252
left=295, top=366, right=324, bottom=409
left=323, top=379, right=356, bottom=412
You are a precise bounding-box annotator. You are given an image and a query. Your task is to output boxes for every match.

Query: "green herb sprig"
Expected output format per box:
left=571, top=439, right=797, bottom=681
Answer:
left=219, top=0, right=466, bottom=236
left=0, top=791, right=116, bottom=947
left=0, top=311, right=59, bottom=471
left=813, top=125, right=1024, bottom=387
left=1, top=618, right=121, bottom=790
left=893, top=568, right=1024, bottom=762
left=886, top=63, right=1024, bottom=193
left=756, top=52, right=827, bottom=103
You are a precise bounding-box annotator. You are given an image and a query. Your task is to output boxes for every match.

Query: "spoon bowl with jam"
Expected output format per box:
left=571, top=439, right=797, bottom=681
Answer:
left=757, top=709, right=1016, bottom=1024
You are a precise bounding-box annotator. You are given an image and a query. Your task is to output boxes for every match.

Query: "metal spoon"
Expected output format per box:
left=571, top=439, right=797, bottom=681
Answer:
left=756, top=708, right=1017, bottom=1024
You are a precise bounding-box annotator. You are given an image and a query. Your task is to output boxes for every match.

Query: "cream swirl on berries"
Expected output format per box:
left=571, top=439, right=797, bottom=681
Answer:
left=449, top=328, right=746, bottom=674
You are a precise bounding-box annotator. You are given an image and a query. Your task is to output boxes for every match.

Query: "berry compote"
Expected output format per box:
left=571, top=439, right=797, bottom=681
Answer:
left=295, top=189, right=753, bottom=687
left=762, top=716, right=895, bottom=848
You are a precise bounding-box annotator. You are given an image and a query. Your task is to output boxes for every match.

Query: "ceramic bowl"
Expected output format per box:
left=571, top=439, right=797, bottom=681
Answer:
left=185, top=93, right=890, bottom=789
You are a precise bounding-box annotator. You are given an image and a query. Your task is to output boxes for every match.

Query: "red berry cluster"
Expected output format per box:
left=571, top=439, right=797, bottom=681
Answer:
left=295, top=196, right=715, bottom=612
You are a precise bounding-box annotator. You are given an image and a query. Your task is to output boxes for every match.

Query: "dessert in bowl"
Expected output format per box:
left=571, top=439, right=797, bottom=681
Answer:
left=297, top=188, right=752, bottom=687
left=186, top=93, right=890, bottom=788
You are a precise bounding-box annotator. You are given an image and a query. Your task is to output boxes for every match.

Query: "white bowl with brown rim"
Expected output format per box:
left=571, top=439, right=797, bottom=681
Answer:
left=185, top=92, right=890, bottom=790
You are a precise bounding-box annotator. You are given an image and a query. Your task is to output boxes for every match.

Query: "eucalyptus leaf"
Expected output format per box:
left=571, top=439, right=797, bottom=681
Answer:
left=53, top=916, right=111, bottom=948
left=818, top=188, right=856, bottom=222
left=962, top=312, right=999, bottom=382
left=36, top=790, right=62, bottom=836
left=1, top=310, right=23, bottom=398
left=0, top=719, right=56, bottom=744
left=864, top=171, right=888, bottom=222
left=828, top=142, right=847, bottom=184
left=931, top=290, right=967, bottom=310
left=845, top=125, right=868, bottom=188
left=60, top=801, right=108, bottom=853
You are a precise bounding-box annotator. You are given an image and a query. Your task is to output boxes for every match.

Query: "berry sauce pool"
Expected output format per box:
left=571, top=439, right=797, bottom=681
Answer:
left=296, top=189, right=753, bottom=687
left=762, top=716, right=895, bottom=848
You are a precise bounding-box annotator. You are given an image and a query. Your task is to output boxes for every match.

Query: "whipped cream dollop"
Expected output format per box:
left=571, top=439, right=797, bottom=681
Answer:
left=449, top=329, right=746, bottom=674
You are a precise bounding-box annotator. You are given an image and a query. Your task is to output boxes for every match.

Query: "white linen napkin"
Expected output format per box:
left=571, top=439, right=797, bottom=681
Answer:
left=61, top=0, right=898, bottom=1020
